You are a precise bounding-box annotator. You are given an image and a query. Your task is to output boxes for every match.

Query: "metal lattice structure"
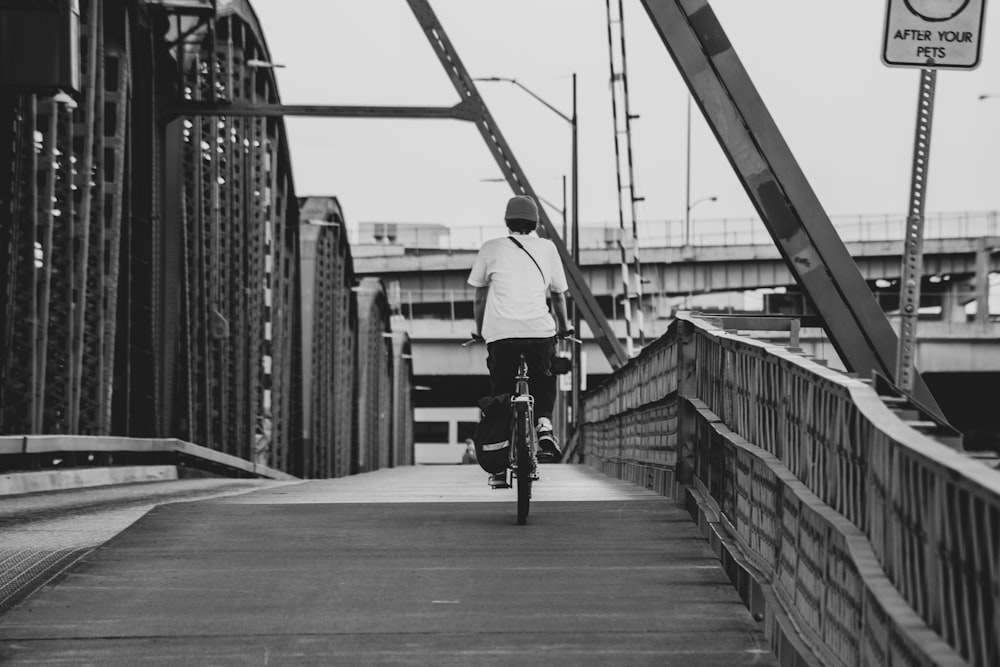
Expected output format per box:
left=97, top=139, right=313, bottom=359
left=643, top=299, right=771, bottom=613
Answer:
left=1, top=0, right=949, bottom=475
left=354, top=278, right=394, bottom=474
left=605, top=0, right=645, bottom=355
left=297, top=197, right=358, bottom=479
left=1, top=1, right=412, bottom=478
left=1, top=0, right=127, bottom=436
left=169, top=6, right=301, bottom=468
left=390, top=327, right=415, bottom=468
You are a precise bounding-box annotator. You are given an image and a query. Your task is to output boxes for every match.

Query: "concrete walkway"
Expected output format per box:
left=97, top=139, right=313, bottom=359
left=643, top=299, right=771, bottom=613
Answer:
left=0, top=465, right=777, bottom=666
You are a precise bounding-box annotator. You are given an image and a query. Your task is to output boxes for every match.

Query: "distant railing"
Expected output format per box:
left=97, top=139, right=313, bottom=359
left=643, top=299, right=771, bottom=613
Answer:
left=581, top=313, right=999, bottom=667
left=347, top=210, right=1000, bottom=253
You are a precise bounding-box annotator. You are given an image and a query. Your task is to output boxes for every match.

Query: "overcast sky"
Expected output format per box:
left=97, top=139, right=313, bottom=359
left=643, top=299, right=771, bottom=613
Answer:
left=248, top=0, right=1000, bottom=233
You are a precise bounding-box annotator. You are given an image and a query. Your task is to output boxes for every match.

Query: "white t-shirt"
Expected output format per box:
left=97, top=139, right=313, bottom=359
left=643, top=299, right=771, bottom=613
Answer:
left=467, top=233, right=569, bottom=343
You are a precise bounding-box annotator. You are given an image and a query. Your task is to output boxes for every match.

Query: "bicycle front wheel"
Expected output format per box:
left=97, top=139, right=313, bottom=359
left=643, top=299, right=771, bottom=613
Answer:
left=515, top=407, right=532, bottom=525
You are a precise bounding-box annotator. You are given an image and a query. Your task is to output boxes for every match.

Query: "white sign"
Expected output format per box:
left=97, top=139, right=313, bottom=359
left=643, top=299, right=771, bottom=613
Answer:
left=883, top=0, right=988, bottom=69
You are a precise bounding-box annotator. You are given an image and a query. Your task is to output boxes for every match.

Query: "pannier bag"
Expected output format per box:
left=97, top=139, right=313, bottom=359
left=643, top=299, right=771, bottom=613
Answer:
left=473, top=393, right=511, bottom=474
left=551, top=351, right=572, bottom=375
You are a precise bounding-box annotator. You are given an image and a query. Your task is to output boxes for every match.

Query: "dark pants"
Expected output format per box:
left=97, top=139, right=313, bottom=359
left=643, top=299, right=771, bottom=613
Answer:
left=486, top=337, right=556, bottom=422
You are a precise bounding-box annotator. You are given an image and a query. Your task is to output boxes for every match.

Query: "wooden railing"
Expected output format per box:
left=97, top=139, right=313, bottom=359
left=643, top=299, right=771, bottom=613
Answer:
left=581, top=313, right=999, bottom=667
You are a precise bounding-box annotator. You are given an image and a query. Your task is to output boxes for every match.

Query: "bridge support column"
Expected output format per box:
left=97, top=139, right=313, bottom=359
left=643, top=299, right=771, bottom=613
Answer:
left=975, top=237, right=990, bottom=325
left=940, top=281, right=970, bottom=323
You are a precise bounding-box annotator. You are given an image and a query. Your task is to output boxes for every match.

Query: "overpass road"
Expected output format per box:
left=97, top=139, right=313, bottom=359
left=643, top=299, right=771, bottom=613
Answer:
left=0, top=466, right=777, bottom=666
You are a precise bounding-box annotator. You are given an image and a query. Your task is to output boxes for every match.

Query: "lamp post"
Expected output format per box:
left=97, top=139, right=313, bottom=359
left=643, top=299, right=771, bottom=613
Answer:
left=974, top=94, right=997, bottom=323
left=480, top=175, right=566, bottom=230
left=538, top=179, right=568, bottom=238
left=683, top=96, right=719, bottom=247
left=476, top=74, right=582, bottom=436
left=685, top=195, right=718, bottom=247
left=685, top=95, right=692, bottom=247
left=473, top=75, right=577, bottom=253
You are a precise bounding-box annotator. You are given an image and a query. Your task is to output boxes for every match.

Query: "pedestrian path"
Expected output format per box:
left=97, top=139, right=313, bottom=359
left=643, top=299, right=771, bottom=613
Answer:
left=222, top=462, right=667, bottom=504
left=0, top=465, right=777, bottom=666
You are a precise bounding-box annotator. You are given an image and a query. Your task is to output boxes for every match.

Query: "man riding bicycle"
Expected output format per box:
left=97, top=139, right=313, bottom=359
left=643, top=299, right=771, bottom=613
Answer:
left=467, top=195, right=572, bottom=475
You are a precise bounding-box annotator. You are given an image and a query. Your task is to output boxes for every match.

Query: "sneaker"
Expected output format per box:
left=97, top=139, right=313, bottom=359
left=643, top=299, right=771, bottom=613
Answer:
left=536, top=425, right=562, bottom=462
left=489, top=472, right=509, bottom=489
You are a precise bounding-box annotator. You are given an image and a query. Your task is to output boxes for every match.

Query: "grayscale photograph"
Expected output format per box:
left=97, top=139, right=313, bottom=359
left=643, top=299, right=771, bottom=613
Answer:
left=0, top=1, right=997, bottom=664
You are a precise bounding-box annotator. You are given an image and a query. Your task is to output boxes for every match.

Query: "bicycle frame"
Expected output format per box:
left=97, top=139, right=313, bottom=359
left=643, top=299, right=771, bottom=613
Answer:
left=510, top=354, right=537, bottom=524
left=510, top=357, right=536, bottom=463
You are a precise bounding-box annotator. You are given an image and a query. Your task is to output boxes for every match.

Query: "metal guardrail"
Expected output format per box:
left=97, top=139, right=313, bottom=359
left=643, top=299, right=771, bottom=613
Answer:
left=0, top=436, right=298, bottom=481
left=580, top=312, right=999, bottom=667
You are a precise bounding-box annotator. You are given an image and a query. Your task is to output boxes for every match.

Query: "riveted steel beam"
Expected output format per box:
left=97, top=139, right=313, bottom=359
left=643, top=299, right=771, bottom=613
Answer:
left=163, top=100, right=480, bottom=121
left=639, top=0, right=946, bottom=421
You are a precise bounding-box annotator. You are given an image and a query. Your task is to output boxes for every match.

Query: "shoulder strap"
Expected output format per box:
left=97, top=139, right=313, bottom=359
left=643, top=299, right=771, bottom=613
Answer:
left=508, top=236, right=546, bottom=284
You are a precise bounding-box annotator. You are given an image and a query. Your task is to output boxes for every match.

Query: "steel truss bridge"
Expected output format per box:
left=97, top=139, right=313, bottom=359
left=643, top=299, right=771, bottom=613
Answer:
left=0, top=1, right=997, bottom=666
left=0, top=0, right=412, bottom=478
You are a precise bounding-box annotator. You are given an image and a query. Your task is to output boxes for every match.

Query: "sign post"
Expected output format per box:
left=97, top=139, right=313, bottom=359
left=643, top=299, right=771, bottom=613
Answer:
left=895, top=67, right=936, bottom=395
left=883, top=0, right=987, bottom=395
left=883, top=0, right=988, bottom=69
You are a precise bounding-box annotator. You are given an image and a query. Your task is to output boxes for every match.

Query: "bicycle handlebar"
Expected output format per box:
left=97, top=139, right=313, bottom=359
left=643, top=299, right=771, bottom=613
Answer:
left=461, top=333, right=485, bottom=347
left=461, top=331, right=581, bottom=346
left=556, top=329, right=582, bottom=345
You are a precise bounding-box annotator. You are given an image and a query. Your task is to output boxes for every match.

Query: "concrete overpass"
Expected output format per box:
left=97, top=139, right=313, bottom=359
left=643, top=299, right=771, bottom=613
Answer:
left=354, top=229, right=1000, bottom=376
left=355, top=235, right=1000, bottom=324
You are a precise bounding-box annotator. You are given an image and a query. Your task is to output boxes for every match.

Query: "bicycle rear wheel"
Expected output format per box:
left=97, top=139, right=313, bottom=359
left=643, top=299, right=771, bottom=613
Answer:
left=514, top=407, right=532, bottom=525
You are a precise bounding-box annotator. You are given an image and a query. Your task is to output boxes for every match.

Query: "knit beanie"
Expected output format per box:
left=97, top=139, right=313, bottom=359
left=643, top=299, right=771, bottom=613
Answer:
left=504, top=195, right=539, bottom=223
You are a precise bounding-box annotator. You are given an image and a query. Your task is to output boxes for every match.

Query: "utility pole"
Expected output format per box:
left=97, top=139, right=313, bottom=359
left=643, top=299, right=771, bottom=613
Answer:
left=570, top=73, right=582, bottom=438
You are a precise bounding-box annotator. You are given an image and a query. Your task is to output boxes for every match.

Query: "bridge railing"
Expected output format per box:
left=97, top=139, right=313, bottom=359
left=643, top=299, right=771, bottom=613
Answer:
left=581, top=313, right=999, bottom=667
left=347, top=210, right=1000, bottom=252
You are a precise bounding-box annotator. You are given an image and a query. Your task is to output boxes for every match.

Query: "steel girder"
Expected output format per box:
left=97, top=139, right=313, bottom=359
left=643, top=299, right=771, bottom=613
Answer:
left=165, top=100, right=481, bottom=120
left=639, top=0, right=945, bottom=420
left=0, top=0, right=127, bottom=436
left=171, top=7, right=301, bottom=467
left=391, top=332, right=415, bottom=468
left=309, top=227, right=338, bottom=477
left=354, top=278, right=393, bottom=475
left=0, top=2, right=311, bottom=473
left=296, top=200, right=357, bottom=479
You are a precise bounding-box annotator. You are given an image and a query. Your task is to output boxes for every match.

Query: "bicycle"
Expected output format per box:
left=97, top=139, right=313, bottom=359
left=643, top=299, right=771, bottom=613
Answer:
left=464, top=331, right=579, bottom=525
left=509, top=352, right=537, bottom=524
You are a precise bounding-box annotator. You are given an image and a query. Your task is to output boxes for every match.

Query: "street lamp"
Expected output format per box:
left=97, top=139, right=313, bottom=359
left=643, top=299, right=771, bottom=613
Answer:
left=685, top=195, right=717, bottom=247
left=480, top=175, right=567, bottom=236
left=683, top=96, right=720, bottom=247
left=535, top=182, right=567, bottom=235
left=473, top=75, right=577, bottom=257
left=476, top=73, right=583, bottom=435
left=977, top=93, right=1000, bottom=100
left=682, top=94, right=710, bottom=247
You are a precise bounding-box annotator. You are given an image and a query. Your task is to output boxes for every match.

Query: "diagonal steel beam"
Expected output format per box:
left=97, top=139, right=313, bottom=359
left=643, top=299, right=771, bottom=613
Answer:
left=406, top=0, right=628, bottom=369
left=163, top=100, right=480, bottom=120
left=640, top=0, right=946, bottom=421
